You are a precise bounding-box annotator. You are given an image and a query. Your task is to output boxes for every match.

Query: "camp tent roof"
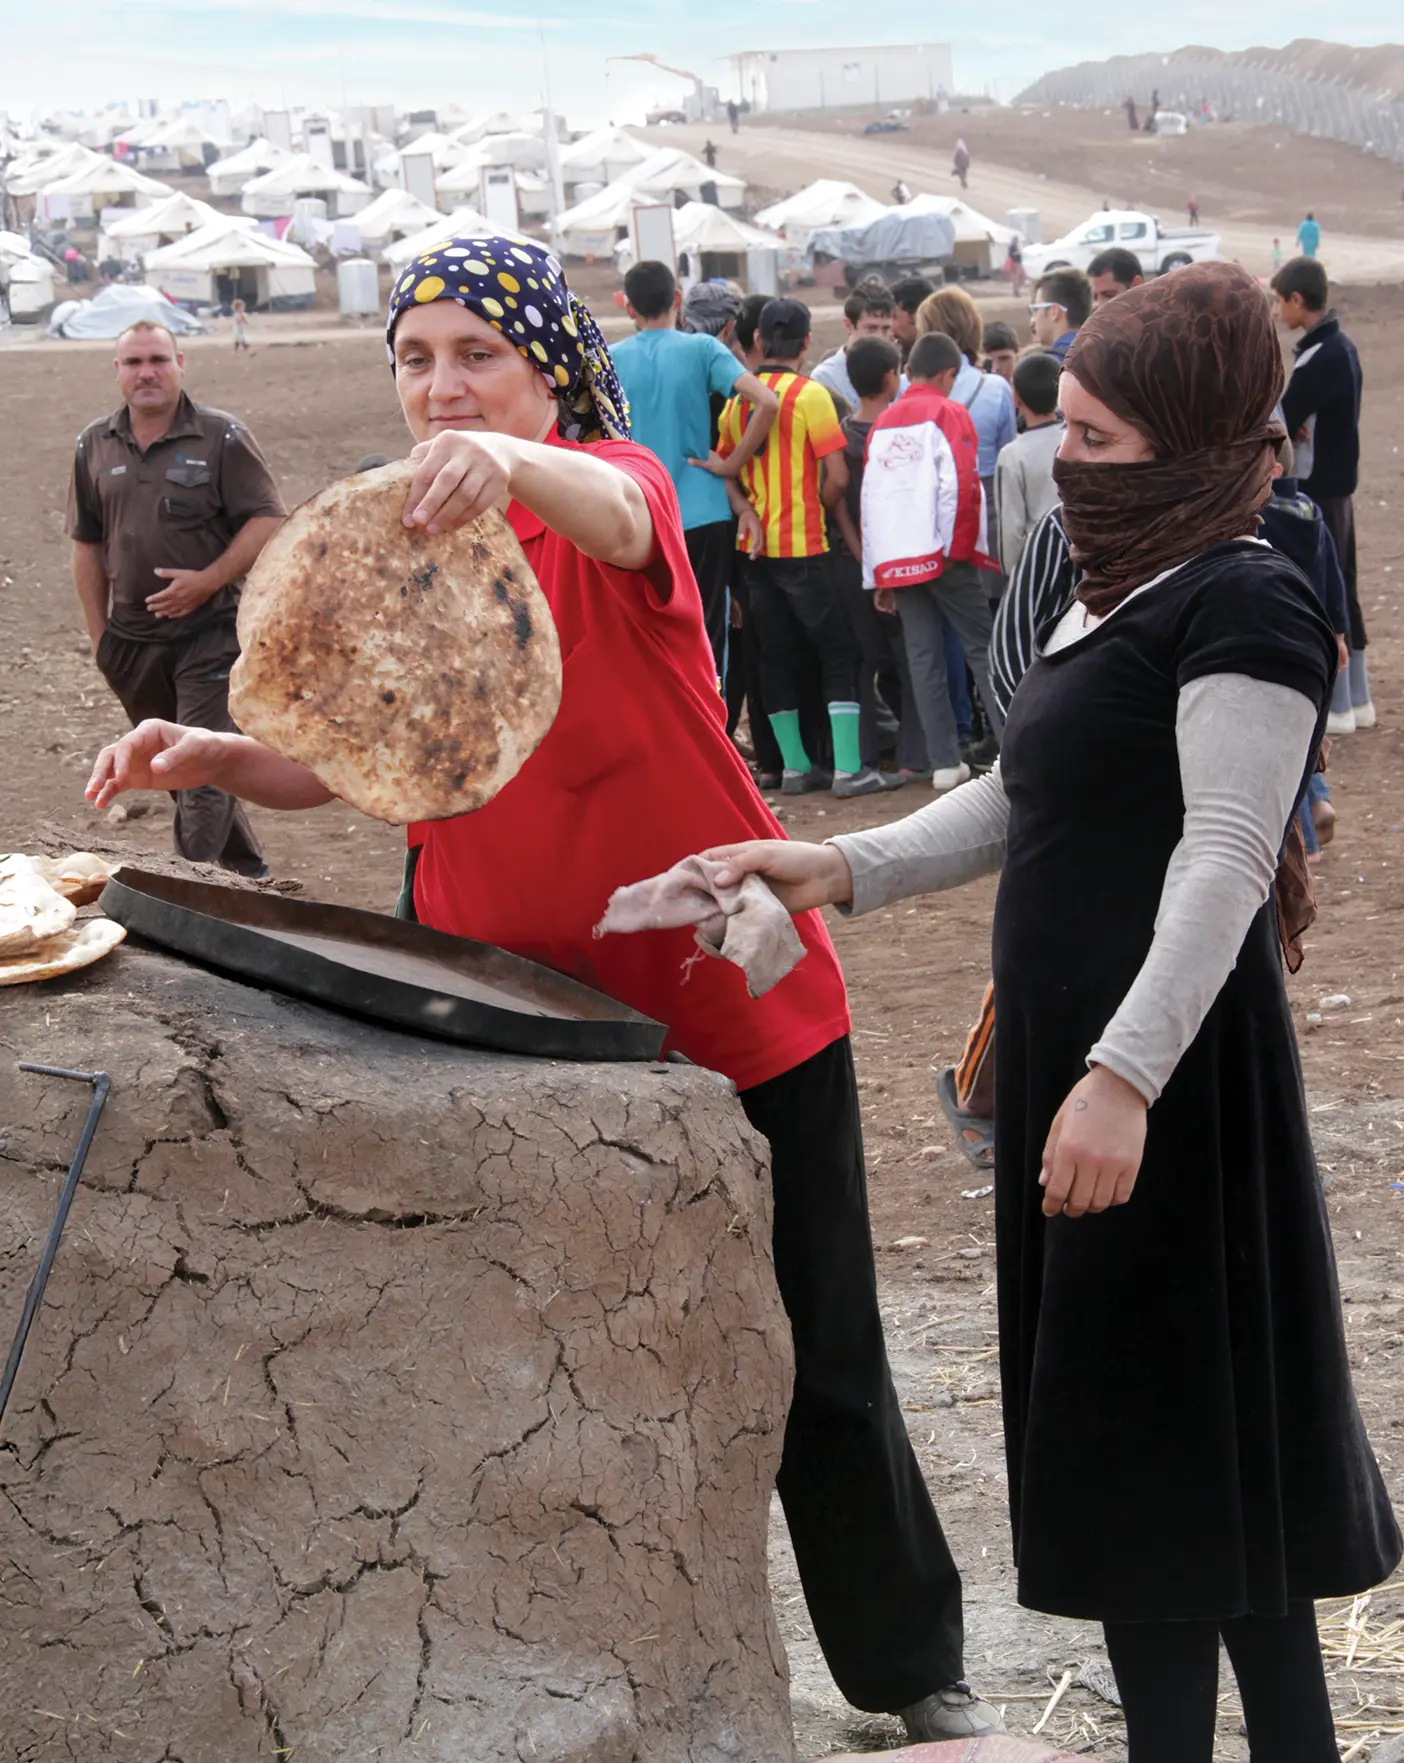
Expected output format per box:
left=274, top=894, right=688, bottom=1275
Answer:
left=142, top=116, right=221, bottom=152
left=754, top=178, right=888, bottom=234
left=351, top=186, right=444, bottom=244
left=240, top=153, right=372, bottom=201
left=450, top=111, right=523, bottom=146
left=557, top=127, right=650, bottom=185
left=394, top=132, right=471, bottom=172
left=145, top=217, right=317, bottom=272
left=50, top=281, right=205, bottom=340
left=40, top=158, right=174, bottom=200
left=381, top=206, right=530, bottom=270
left=5, top=143, right=106, bottom=196
left=436, top=132, right=546, bottom=186
left=898, top=193, right=1015, bottom=247
left=625, top=147, right=745, bottom=205
left=0, top=229, right=40, bottom=264
left=671, top=202, right=782, bottom=254
left=207, top=137, right=290, bottom=187
left=100, top=191, right=222, bottom=241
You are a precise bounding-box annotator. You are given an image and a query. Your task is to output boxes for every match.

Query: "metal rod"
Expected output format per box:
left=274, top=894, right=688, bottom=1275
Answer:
left=0, top=1065, right=111, bottom=1433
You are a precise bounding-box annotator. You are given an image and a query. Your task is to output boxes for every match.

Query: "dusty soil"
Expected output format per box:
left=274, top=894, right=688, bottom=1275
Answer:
left=1, top=271, right=1401, bottom=1756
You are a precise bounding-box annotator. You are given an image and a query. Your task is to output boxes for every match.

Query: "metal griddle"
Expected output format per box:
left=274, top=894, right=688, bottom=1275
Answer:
left=100, top=869, right=667, bottom=1063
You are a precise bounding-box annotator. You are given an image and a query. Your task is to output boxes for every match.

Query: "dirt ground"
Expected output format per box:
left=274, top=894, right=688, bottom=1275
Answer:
left=1, top=266, right=1402, bottom=1753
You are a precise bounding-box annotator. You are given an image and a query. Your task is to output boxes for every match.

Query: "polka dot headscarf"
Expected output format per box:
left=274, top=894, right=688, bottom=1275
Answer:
left=386, top=234, right=630, bottom=443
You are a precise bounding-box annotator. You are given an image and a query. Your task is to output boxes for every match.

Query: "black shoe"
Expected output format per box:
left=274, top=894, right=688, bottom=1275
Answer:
left=781, top=767, right=833, bottom=795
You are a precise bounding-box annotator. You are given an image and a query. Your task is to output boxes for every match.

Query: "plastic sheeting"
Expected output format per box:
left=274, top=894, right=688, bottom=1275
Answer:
left=807, top=209, right=956, bottom=268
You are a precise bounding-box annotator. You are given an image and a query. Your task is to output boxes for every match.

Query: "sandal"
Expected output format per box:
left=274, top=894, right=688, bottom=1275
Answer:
left=936, top=1066, right=996, bottom=1171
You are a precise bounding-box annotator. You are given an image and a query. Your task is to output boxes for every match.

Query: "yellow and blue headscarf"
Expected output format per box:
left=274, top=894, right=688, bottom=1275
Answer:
left=387, top=234, right=630, bottom=443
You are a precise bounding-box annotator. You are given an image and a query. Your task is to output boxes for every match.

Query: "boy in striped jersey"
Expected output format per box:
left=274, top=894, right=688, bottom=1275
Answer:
left=718, top=298, right=885, bottom=798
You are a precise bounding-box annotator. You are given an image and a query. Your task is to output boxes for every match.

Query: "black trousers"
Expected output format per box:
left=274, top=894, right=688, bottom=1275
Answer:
left=96, top=618, right=266, bottom=873
left=1317, top=494, right=1366, bottom=649
left=744, top=554, right=860, bottom=717
left=684, top=518, right=734, bottom=683
left=741, top=1036, right=964, bottom=1710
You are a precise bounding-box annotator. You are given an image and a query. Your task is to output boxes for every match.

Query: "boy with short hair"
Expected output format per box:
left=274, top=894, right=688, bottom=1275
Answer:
left=812, top=287, right=900, bottom=409
left=981, top=321, right=1019, bottom=384
left=862, top=330, right=1004, bottom=792
left=994, top=350, right=1063, bottom=578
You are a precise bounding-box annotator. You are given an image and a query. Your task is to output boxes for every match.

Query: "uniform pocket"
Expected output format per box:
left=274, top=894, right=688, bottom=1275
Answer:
left=164, top=463, right=212, bottom=490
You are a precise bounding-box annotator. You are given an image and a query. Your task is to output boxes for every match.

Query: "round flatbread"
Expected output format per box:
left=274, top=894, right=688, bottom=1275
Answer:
left=0, top=858, right=77, bottom=958
left=230, top=459, right=562, bottom=824
left=0, top=917, right=126, bottom=987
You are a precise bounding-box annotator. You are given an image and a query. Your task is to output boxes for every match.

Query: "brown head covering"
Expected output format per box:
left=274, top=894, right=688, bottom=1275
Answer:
left=1054, top=261, right=1317, bottom=969
left=1053, top=260, right=1285, bottom=618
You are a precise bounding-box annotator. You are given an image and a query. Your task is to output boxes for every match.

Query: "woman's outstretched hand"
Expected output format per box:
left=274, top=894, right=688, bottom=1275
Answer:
left=702, top=840, right=854, bottom=913
left=1040, top=1065, right=1148, bottom=1219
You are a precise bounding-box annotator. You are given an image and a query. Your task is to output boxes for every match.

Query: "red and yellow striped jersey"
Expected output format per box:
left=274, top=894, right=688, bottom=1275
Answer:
left=717, top=370, right=845, bottom=558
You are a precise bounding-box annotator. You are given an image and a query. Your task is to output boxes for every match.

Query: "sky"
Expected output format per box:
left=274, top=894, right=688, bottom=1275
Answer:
left=2, top=0, right=1399, bottom=128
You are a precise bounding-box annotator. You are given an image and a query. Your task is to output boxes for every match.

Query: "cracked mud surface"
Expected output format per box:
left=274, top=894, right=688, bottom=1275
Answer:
left=0, top=949, right=794, bottom=1761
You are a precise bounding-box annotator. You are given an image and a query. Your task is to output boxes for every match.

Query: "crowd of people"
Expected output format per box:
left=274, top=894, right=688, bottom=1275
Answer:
left=76, top=223, right=1393, bottom=1760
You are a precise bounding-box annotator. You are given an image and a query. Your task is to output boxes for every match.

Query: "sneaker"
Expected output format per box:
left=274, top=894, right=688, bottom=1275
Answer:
left=930, top=761, right=972, bottom=793
left=1353, top=699, right=1378, bottom=729
left=832, top=766, right=892, bottom=799
left=1326, top=707, right=1356, bottom=735
left=899, top=1682, right=1007, bottom=1741
left=754, top=771, right=783, bottom=791
left=960, top=733, right=1000, bottom=775
left=781, top=767, right=833, bottom=795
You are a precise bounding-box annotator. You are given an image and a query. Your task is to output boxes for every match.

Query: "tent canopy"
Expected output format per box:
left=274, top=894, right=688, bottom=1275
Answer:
left=450, top=111, right=523, bottom=145
left=240, top=153, right=373, bottom=216
left=672, top=202, right=781, bottom=254
left=50, top=281, right=205, bottom=339
left=437, top=131, right=546, bottom=183
left=351, top=187, right=443, bottom=245
left=899, top=193, right=1015, bottom=246
left=145, top=217, right=317, bottom=307
left=755, top=179, right=888, bottom=236
left=381, top=206, right=524, bottom=271
left=626, top=147, right=744, bottom=208
left=100, top=191, right=221, bottom=247
left=558, top=127, right=650, bottom=187
left=393, top=131, right=471, bottom=173
left=5, top=143, right=105, bottom=196
left=41, top=159, right=173, bottom=200
left=207, top=137, right=290, bottom=196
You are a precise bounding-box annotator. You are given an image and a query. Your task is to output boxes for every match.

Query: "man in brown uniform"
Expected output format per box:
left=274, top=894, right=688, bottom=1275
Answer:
left=69, top=320, right=285, bottom=872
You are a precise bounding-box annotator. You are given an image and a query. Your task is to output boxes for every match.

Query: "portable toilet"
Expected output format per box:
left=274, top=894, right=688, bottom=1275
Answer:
left=338, top=257, right=380, bottom=317
left=1005, top=206, right=1041, bottom=245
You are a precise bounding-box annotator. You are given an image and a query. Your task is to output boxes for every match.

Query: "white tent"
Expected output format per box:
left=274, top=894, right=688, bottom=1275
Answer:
left=240, top=153, right=372, bottom=218
left=50, top=281, right=205, bottom=339
left=137, top=116, right=221, bottom=171
left=99, top=191, right=222, bottom=260
left=349, top=186, right=443, bottom=249
left=898, top=194, right=1015, bottom=271
left=0, top=231, right=56, bottom=322
left=627, top=148, right=744, bottom=208
left=5, top=143, right=105, bottom=197
left=207, top=137, right=290, bottom=199
left=145, top=217, right=317, bottom=308
left=672, top=202, right=782, bottom=255
left=39, top=158, right=174, bottom=220
left=393, top=131, right=472, bottom=173
left=381, top=206, right=529, bottom=271
left=558, top=127, right=650, bottom=190
left=450, top=111, right=522, bottom=146
left=755, top=179, right=888, bottom=244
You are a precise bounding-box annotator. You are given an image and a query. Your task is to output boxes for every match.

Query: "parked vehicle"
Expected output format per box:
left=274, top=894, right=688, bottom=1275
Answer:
left=863, top=113, right=910, bottom=136
left=1020, top=208, right=1220, bottom=279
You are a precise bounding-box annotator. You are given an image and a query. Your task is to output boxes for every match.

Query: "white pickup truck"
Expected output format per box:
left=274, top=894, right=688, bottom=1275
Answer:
left=1020, top=209, right=1221, bottom=280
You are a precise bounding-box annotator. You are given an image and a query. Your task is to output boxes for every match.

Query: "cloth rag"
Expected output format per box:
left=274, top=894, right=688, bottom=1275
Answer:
left=595, top=855, right=806, bottom=998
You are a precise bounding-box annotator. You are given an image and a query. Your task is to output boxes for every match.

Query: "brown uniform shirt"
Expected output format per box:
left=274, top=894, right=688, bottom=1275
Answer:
left=68, top=393, right=286, bottom=643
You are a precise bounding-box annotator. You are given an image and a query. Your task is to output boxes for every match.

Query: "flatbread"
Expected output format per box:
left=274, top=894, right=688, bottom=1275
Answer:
left=0, top=917, right=126, bottom=987
left=0, top=859, right=77, bottom=958
left=230, top=459, right=562, bottom=824
left=1, top=851, right=118, bottom=908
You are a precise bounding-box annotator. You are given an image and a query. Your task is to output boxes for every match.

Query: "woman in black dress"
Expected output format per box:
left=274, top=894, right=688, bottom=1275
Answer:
left=700, top=262, right=1401, bottom=1761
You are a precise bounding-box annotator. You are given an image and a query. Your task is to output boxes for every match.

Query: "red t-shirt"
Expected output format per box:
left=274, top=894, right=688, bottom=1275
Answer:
left=411, top=431, right=850, bottom=1092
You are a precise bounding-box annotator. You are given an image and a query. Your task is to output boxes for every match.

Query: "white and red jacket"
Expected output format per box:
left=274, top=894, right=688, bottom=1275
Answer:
left=861, top=383, right=999, bottom=588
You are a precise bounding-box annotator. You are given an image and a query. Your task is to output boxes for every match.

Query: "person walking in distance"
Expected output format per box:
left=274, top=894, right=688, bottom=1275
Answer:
left=1297, top=211, right=1321, bottom=257
left=1187, top=195, right=1200, bottom=226
left=231, top=297, right=252, bottom=353
left=1029, top=268, right=1092, bottom=361
left=68, top=319, right=284, bottom=873
left=701, top=139, right=718, bottom=170
left=726, top=98, right=739, bottom=135
left=717, top=298, right=875, bottom=799
left=1273, top=254, right=1372, bottom=729
left=612, top=260, right=779, bottom=680
left=951, top=137, right=970, bottom=189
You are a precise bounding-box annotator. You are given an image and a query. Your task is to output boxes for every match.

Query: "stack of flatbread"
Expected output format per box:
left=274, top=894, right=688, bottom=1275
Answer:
left=231, top=458, right=562, bottom=825
left=0, top=853, right=124, bottom=986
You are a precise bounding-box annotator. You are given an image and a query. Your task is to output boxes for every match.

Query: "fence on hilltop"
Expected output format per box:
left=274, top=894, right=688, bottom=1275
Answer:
left=1016, top=54, right=1404, bottom=167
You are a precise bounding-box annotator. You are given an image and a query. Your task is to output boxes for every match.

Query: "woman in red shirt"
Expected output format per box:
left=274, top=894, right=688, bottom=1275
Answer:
left=87, top=236, right=999, bottom=1744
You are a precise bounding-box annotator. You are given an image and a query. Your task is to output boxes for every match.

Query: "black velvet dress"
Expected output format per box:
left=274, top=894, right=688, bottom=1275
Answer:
left=992, top=543, right=1401, bottom=1621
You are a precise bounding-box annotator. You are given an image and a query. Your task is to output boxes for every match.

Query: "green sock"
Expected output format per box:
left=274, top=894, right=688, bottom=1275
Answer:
left=768, top=709, right=812, bottom=773
left=829, top=701, right=862, bottom=775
